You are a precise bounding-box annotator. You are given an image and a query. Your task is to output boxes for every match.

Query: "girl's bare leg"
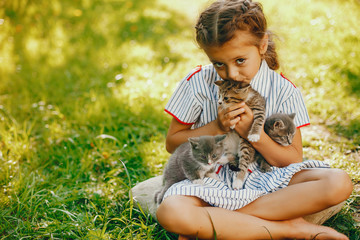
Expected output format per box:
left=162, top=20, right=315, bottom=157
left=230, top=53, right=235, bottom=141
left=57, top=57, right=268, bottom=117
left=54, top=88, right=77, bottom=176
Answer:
left=157, top=168, right=352, bottom=239
left=157, top=195, right=348, bottom=239
left=238, top=168, right=353, bottom=220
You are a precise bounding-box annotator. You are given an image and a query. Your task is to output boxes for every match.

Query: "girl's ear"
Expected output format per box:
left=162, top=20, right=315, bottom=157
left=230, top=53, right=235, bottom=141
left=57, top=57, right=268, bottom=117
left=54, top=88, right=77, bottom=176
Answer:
left=259, top=33, right=269, bottom=55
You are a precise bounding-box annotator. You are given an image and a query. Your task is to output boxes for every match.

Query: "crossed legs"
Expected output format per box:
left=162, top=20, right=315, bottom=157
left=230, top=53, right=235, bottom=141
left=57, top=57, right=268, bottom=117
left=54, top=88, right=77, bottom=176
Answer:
left=156, top=168, right=353, bottom=239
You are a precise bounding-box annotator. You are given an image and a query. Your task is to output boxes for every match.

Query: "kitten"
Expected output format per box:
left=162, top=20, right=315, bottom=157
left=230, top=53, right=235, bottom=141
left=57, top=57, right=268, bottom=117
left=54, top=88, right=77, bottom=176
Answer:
left=215, top=80, right=266, bottom=189
left=155, top=134, right=227, bottom=204
left=256, top=113, right=297, bottom=172
left=215, top=80, right=266, bottom=142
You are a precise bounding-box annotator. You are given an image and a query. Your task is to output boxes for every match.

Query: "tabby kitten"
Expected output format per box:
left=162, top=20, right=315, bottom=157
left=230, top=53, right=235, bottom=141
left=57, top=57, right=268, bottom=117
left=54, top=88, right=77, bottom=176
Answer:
left=256, top=113, right=297, bottom=172
left=215, top=80, right=266, bottom=189
left=155, top=135, right=227, bottom=204
left=215, top=80, right=266, bottom=142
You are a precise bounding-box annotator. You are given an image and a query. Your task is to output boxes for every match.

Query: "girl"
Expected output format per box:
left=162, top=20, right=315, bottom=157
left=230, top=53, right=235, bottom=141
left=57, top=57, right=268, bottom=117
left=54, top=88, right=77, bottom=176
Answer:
left=156, top=0, right=353, bottom=239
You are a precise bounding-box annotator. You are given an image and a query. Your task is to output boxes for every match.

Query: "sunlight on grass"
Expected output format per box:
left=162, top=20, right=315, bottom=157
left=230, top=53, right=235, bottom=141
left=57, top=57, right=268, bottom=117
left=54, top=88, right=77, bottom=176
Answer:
left=140, top=135, right=170, bottom=176
left=0, top=21, right=16, bottom=75
left=0, top=112, right=35, bottom=198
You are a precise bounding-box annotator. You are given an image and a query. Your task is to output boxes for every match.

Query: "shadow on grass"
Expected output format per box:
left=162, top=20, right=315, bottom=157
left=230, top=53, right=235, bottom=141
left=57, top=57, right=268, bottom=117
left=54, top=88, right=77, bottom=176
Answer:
left=326, top=64, right=360, bottom=146
left=342, top=69, right=360, bottom=97
left=330, top=120, right=360, bottom=147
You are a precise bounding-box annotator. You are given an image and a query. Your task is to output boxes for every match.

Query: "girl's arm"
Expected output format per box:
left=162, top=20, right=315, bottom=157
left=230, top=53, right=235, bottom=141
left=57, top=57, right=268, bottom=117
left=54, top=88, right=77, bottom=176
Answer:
left=166, top=118, right=224, bottom=153
left=232, top=103, right=303, bottom=167
left=166, top=103, right=246, bottom=153
left=251, top=127, right=303, bottom=167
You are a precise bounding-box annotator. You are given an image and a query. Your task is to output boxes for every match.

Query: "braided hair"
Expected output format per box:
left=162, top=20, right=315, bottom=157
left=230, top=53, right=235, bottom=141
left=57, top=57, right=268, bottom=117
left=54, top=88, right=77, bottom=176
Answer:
left=195, top=0, right=279, bottom=70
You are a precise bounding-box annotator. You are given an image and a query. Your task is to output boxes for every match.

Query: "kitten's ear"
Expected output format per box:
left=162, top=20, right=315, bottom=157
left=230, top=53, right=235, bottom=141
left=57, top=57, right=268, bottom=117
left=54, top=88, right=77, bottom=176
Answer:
left=188, top=137, right=200, bottom=149
left=215, top=134, right=227, bottom=143
left=215, top=80, right=223, bottom=86
left=241, top=83, right=251, bottom=88
left=289, top=113, right=296, bottom=120
left=274, top=120, right=285, bottom=129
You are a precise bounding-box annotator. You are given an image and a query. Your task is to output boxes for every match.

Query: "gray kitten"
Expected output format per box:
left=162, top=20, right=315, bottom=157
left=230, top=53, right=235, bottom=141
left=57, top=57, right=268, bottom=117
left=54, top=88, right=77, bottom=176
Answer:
left=256, top=113, right=296, bottom=172
left=155, top=135, right=227, bottom=204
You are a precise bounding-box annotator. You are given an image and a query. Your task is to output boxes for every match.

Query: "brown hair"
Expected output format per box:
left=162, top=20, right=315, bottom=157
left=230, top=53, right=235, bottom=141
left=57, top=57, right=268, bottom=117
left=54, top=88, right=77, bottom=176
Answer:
left=195, top=0, right=279, bottom=70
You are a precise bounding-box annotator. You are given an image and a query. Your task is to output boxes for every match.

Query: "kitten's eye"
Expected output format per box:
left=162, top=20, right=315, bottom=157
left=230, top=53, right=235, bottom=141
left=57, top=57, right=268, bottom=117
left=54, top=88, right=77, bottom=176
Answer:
left=214, top=62, right=224, bottom=68
left=212, top=154, right=217, bottom=158
left=224, top=97, right=229, bottom=101
left=236, top=58, right=245, bottom=65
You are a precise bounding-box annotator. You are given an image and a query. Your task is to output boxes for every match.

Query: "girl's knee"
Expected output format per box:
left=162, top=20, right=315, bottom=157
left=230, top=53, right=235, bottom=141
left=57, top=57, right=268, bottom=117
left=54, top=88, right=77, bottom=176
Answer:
left=156, top=196, right=199, bottom=234
left=324, top=169, right=353, bottom=204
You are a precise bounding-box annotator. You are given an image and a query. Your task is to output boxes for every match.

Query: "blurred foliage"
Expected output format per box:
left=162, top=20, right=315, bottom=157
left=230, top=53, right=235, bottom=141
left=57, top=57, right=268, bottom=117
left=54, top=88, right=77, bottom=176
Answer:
left=264, top=0, right=360, bottom=145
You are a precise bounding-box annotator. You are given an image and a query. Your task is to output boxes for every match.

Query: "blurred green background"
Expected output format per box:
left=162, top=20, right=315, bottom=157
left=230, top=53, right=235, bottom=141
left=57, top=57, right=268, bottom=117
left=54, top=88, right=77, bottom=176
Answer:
left=0, top=0, right=359, bottom=239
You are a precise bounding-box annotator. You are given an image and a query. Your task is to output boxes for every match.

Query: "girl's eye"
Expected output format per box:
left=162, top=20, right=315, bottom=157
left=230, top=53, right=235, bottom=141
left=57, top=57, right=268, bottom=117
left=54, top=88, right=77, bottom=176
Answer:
left=214, top=62, right=224, bottom=68
left=236, top=58, right=245, bottom=65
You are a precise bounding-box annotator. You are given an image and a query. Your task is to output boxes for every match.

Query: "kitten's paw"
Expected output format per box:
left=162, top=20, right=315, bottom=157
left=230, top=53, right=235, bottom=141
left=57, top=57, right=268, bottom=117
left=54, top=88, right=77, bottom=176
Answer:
left=248, top=134, right=260, bottom=142
left=230, top=124, right=236, bottom=130
left=232, top=179, right=244, bottom=190
left=192, top=179, right=204, bottom=185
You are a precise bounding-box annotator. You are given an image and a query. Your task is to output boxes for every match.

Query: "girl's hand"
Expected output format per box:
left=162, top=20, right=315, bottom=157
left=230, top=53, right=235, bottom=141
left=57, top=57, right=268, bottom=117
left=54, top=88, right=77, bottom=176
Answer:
left=233, top=103, right=254, bottom=139
left=216, top=102, right=246, bottom=132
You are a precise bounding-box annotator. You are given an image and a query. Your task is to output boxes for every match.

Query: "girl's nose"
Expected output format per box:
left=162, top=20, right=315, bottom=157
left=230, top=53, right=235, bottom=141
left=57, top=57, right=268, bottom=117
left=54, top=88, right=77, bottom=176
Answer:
left=227, top=67, right=240, bottom=81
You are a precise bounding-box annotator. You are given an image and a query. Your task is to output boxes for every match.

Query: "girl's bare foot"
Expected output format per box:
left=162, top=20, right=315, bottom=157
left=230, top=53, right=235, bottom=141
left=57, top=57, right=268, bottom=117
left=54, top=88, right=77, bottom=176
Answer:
left=289, top=218, right=348, bottom=240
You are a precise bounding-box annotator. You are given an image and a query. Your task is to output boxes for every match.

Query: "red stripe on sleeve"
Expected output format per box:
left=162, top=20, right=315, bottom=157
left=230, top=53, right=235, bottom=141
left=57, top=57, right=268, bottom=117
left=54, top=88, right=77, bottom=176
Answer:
left=164, top=109, right=195, bottom=125
left=280, top=73, right=297, bottom=88
left=186, top=65, right=202, bottom=81
left=297, top=123, right=310, bottom=129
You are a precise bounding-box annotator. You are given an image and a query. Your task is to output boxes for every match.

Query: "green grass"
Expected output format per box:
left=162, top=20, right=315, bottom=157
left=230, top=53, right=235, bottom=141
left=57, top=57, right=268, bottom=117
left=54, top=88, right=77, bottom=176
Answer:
left=0, top=0, right=359, bottom=239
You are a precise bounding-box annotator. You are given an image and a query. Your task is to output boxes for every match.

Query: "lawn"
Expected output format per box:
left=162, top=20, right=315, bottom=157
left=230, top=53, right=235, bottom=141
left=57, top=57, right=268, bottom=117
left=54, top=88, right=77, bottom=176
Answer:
left=0, top=0, right=359, bottom=239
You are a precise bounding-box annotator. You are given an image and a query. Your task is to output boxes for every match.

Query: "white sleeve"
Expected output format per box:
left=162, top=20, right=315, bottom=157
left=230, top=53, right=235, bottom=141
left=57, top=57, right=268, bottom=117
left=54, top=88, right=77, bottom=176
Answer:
left=278, top=88, right=310, bottom=128
left=165, top=70, right=202, bottom=125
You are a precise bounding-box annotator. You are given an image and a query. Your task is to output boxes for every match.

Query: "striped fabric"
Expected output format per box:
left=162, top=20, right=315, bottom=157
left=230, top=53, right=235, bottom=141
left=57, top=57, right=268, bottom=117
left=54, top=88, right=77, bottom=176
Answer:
left=163, top=160, right=330, bottom=210
left=162, top=60, right=319, bottom=209
left=165, top=60, right=310, bottom=128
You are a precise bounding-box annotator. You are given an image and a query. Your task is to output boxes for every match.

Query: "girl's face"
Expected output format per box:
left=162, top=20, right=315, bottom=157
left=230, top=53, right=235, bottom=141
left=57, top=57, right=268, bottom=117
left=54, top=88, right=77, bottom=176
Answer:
left=203, top=30, right=268, bottom=84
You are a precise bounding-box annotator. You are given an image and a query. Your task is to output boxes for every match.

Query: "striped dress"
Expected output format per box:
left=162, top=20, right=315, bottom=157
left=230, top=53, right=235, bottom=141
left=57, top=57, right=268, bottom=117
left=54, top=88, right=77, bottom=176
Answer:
left=163, top=60, right=329, bottom=210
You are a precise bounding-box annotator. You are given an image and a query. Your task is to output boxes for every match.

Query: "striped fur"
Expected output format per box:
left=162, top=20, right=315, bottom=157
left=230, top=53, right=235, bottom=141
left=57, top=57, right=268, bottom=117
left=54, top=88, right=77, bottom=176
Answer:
left=215, top=80, right=266, bottom=189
